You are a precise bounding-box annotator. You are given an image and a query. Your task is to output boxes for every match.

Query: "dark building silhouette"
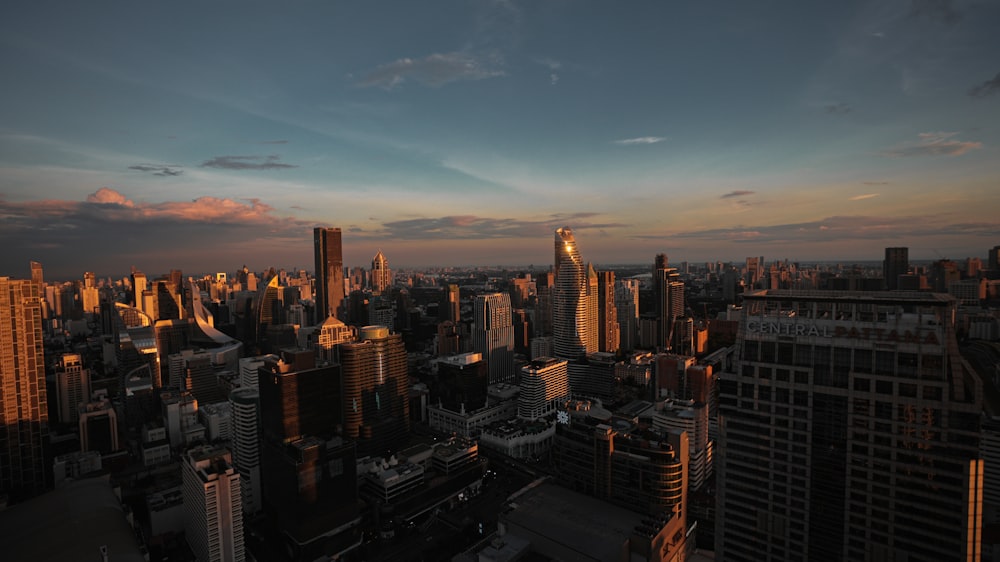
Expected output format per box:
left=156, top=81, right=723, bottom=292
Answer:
left=341, top=326, right=410, bottom=456
left=313, top=227, right=345, bottom=323
left=883, top=247, right=909, bottom=290
left=435, top=352, right=488, bottom=412
left=258, top=349, right=360, bottom=558
left=716, top=290, right=983, bottom=561
left=654, top=254, right=684, bottom=350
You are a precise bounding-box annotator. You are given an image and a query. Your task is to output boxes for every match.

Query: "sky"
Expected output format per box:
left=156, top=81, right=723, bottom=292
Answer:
left=1, top=0, right=998, bottom=279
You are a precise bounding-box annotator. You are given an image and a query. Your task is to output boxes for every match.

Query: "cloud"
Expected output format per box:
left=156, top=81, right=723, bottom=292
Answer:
left=550, top=74, right=559, bottom=86
left=880, top=132, right=982, bottom=157
left=910, top=0, right=961, bottom=24
left=849, top=193, right=880, bottom=201
left=671, top=215, right=1000, bottom=244
left=0, top=189, right=312, bottom=278
left=374, top=213, right=626, bottom=241
left=824, top=102, right=852, bottom=115
left=863, top=181, right=889, bottom=185
left=357, top=52, right=504, bottom=90
left=200, top=155, right=297, bottom=170
left=613, top=137, right=666, bottom=146
left=968, top=72, right=1000, bottom=98
left=721, top=190, right=756, bottom=199
left=260, top=139, right=289, bottom=145
left=128, top=163, right=183, bottom=177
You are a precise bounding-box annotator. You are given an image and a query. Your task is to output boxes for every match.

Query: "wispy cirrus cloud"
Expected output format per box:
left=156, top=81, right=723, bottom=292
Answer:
left=200, top=155, right=297, bottom=170
left=849, top=193, right=880, bottom=201
left=824, top=102, right=852, bottom=115
left=910, top=0, right=961, bottom=24
left=613, top=136, right=665, bottom=146
left=721, top=190, right=755, bottom=199
left=372, top=212, right=625, bottom=241
left=128, top=163, right=183, bottom=177
left=880, top=132, right=982, bottom=157
left=968, top=72, right=1000, bottom=98
left=672, top=215, right=1000, bottom=244
left=357, top=52, right=504, bottom=90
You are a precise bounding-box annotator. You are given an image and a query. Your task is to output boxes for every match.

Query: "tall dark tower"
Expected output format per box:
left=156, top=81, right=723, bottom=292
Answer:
left=654, top=254, right=683, bottom=350
left=883, top=247, right=909, bottom=290
left=313, top=227, right=344, bottom=323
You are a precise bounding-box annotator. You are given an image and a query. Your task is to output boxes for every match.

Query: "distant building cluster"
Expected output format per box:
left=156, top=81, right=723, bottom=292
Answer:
left=2, top=235, right=1000, bottom=561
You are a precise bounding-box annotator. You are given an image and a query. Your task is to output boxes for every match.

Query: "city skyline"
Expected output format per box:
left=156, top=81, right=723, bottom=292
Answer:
left=2, top=2, right=999, bottom=278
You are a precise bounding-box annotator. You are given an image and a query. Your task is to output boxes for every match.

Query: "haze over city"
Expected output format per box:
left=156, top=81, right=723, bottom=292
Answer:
left=2, top=1, right=999, bottom=278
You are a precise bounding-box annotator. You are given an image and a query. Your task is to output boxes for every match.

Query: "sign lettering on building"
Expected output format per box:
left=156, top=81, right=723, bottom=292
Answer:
left=745, top=320, right=940, bottom=345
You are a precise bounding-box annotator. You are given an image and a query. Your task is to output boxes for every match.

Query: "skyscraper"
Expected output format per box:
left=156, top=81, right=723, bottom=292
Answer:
left=553, top=227, right=592, bottom=360
left=313, top=227, right=344, bottom=322
left=440, top=284, right=461, bottom=323
left=518, top=357, right=569, bottom=420
left=183, top=445, right=245, bottom=562
left=615, top=279, right=640, bottom=352
left=716, top=290, right=983, bottom=561
left=596, top=270, right=619, bottom=353
left=473, top=293, right=514, bottom=384
left=0, top=277, right=49, bottom=500
left=56, top=353, right=90, bottom=424
left=371, top=250, right=391, bottom=296
left=229, top=387, right=262, bottom=515
left=883, top=247, right=909, bottom=290
left=654, top=254, right=684, bottom=350
left=340, top=326, right=410, bottom=456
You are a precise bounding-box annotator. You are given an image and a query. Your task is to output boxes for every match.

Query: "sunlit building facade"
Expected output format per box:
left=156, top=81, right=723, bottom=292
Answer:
left=313, top=227, right=344, bottom=322
left=553, top=227, right=593, bottom=360
left=0, top=277, right=49, bottom=500
left=473, top=293, right=514, bottom=384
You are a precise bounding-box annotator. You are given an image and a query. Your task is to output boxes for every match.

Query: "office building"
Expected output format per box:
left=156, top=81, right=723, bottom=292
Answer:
left=440, top=284, right=461, bottom=323
left=597, top=270, right=619, bottom=353
left=0, top=277, right=49, bottom=500
left=553, top=227, right=593, bottom=360
left=435, top=352, right=489, bottom=412
left=371, top=250, right=391, bottom=295
left=473, top=293, right=515, bottom=384
left=258, top=351, right=361, bottom=557
left=230, top=387, right=262, bottom=515
left=182, top=445, right=245, bottom=562
left=55, top=353, right=90, bottom=424
left=883, top=247, right=909, bottom=290
left=518, top=357, right=570, bottom=420
left=341, top=326, right=409, bottom=456
left=78, top=398, right=119, bottom=455
left=313, top=227, right=345, bottom=322
left=716, top=290, right=983, bottom=561
left=654, top=255, right=684, bottom=350
left=553, top=410, right=688, bottom=516
left=616, top=279, right=640, bottom=352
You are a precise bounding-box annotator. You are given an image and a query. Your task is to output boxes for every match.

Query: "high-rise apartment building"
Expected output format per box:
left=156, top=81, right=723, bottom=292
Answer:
left=883, top=247, right=909, bottom=290
left=313, top=227, right=344, bottom=322
left=56, top=353, right=90, bottom=424
left=553, top=227, right=593, bottom=360
left=183, top=445, right=245, bottom=562
left=0, top=277, right=49, bottom=500
left=340, top=326, right=409, bottom=456
left=596, top=270, right=619, bottom=353
left=615, top=279, right=640, bottom=352
left=371, top=250, right=391, bottom=295
left=229, top=387, right=262, bottom=515
left=716, top=290, right=983, bottom=562
left=518, top=357, right=569, bottom=420
left=473, top=293, right=514, bottom=384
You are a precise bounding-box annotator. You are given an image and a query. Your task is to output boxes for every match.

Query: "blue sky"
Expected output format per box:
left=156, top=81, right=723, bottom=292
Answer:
left=1, top=0, right=998, bottom=279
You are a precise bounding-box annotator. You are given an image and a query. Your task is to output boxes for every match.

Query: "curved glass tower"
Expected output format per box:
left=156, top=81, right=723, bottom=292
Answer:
left=553, top=227, right=590, bottom=360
